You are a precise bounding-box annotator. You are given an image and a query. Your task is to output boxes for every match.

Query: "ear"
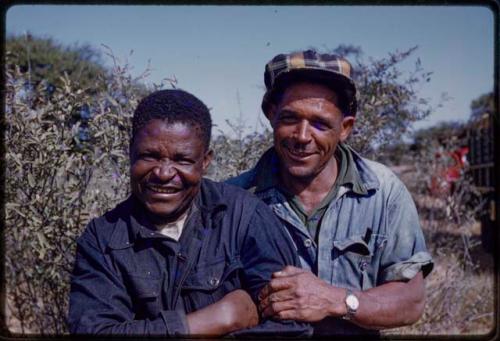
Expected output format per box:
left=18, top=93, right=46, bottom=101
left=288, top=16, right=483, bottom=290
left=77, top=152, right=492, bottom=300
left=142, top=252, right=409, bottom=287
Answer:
left=129, top=138, right=136, bottom=161
left=202, top=149, right=213, bottom=173
left=340, top=116, right=355, bottom=142
left=266, top=104, right=279, bottom=128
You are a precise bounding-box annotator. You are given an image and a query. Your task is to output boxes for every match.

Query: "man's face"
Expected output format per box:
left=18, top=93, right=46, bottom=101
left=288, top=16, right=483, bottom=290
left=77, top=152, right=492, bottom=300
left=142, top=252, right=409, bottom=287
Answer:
left=130, top=119, right=212, bottom=224
left=268, top=82, right=354, bottom=181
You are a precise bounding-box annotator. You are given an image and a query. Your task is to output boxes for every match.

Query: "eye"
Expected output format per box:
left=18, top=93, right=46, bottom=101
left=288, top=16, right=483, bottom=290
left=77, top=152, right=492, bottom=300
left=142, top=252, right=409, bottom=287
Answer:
left=277, top=111, right=298, bottom=124
left=312, top=120, right=330, bottom=131
left=137, top=152, right=158, bottom=161
left=173, top=154, right=195, bottom=165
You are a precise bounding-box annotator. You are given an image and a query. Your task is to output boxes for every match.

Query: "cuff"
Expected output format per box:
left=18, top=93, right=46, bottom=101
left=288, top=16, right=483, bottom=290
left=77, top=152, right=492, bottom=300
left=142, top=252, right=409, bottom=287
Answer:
left=160, top=310, right=189, bottom=336
left=379, top=251, right=434, bottom=283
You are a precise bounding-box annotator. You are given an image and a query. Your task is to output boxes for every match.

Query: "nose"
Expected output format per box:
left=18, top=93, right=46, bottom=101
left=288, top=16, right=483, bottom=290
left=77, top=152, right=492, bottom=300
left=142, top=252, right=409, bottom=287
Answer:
left=295, top=120, right=312, bottom=144
left=152, top=160, right=176, bottom=181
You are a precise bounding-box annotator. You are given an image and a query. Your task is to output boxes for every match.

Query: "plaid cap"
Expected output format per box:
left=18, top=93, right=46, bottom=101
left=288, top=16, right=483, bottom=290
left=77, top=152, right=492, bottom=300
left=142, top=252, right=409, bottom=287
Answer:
left=261, top=50, right=357, bottom=116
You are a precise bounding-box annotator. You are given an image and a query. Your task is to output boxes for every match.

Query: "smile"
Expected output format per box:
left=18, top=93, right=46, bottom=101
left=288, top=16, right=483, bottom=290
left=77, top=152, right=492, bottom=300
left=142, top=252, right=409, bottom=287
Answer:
left=285, top=147, right=315, bottom=159
left=146, top=184, right=182, bottom=194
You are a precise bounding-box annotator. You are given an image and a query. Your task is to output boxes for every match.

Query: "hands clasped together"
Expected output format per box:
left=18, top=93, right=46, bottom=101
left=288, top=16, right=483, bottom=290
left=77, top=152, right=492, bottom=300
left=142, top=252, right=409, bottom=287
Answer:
left=258, top=266, right=348, bottom=322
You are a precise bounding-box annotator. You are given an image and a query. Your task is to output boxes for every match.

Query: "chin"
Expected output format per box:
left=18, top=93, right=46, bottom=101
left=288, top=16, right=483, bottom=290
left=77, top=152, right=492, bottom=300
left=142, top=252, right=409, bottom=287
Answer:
left=284, top=165, right=317, bottom=179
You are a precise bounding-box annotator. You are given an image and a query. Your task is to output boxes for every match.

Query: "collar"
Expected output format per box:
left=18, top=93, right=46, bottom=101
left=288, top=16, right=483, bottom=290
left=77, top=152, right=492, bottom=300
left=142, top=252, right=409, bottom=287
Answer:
left=252, top=143, right=379, bottom=198
left=108, top=179, right=228, bottom=249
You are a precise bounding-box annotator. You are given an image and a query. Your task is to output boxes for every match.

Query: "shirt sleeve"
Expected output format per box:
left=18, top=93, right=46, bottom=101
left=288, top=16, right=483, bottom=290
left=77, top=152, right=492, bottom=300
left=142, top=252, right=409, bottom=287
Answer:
left=378, top=182, right=434, bottom=284
left=238, top=201, right=302, bottom=301
left=234, top=201, right=312, bottom=337
left=67, top=222, right=189, bottom=336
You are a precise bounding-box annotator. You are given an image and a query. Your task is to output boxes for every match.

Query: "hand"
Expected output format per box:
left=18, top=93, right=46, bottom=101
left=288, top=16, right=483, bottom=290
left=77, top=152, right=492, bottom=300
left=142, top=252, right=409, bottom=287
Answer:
left=187, top=289, right=258, bottom=335
left=258, top=266, right=347, bottom=322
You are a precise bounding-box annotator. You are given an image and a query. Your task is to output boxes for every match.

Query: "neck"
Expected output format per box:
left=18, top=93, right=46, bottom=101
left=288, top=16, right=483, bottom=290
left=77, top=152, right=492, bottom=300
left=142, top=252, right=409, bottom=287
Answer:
left=279, top=155, right=338, bottom=213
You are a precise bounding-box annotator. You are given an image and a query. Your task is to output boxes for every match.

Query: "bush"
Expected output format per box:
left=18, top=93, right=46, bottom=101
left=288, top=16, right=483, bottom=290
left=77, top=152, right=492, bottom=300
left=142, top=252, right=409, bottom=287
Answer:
left=4, top=55, right=143, bottom=334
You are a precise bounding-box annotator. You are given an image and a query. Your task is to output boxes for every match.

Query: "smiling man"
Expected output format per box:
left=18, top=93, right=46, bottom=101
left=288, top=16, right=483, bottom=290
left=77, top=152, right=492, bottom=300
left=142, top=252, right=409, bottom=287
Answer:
left=68, top=89, right=309, bottom=336
left=228, top=50, right=434, bottom=335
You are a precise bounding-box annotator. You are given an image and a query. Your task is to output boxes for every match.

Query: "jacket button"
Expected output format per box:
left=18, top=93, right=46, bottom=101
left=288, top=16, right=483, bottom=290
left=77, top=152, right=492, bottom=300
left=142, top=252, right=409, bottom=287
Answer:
left=209, top=277, right=220, bottom=286
left=304, top=239, right=313, bottom=248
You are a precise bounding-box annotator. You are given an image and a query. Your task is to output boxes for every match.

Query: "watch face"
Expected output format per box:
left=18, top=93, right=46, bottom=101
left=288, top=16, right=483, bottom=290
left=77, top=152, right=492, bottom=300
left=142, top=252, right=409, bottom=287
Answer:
left=346, top=294, right=359, bottom=310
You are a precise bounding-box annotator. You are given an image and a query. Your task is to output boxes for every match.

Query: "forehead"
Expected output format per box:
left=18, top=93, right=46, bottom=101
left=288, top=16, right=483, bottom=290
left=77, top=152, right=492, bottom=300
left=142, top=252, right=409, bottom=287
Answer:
left=133, top=119, right=203, bottom=148
left=279, top=82, right=339, bottom=107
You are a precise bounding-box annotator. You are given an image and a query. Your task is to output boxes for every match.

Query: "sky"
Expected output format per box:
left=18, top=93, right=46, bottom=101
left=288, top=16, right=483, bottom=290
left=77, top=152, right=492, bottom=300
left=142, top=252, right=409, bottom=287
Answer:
left=6, top=4, right=496, bottom=136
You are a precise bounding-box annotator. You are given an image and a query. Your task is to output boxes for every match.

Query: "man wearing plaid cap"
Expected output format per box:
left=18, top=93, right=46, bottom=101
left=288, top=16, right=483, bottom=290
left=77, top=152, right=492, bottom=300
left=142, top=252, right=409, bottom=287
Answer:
left=228, top=50, right=433, bottom=335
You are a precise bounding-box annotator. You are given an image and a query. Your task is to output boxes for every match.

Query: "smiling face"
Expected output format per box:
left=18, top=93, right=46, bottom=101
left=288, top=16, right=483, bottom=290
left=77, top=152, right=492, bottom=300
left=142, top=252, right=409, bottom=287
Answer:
left=130, top=119, right=212, bottom=224
left=268, top=82, right=355, bottom=182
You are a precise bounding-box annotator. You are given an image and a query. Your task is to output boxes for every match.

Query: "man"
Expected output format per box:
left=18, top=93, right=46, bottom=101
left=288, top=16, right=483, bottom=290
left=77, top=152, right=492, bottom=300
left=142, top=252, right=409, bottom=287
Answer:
left=228, top=50, right=434, bottom=335
left=68, top=89, right=309, bottom=336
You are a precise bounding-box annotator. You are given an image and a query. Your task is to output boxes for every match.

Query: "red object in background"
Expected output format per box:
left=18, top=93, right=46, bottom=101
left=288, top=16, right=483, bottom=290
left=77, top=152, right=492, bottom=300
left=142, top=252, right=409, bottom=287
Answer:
left=445, top=146, right=469, bottom=182
left=430, top=146, right=469, bottom=196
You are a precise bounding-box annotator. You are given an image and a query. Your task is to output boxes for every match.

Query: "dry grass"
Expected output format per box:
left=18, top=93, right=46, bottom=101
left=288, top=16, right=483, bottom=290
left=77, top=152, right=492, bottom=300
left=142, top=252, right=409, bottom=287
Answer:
left=383, top=191, right=496, bottom=336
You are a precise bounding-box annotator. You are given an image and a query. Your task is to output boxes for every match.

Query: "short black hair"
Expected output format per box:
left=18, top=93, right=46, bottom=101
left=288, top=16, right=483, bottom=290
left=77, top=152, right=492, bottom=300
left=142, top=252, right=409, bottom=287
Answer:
left=132, top=89, right=212, bottom=150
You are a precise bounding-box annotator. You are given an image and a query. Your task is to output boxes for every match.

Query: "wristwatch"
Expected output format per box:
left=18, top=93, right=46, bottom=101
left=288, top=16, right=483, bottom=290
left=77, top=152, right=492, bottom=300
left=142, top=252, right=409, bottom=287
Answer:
left=343, top=289, right=359, bottom=320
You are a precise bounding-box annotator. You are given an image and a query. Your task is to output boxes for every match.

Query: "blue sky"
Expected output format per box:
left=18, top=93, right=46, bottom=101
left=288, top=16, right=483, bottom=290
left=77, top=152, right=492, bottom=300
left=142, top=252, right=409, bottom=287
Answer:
left=6, top=5, right=495, bottom=136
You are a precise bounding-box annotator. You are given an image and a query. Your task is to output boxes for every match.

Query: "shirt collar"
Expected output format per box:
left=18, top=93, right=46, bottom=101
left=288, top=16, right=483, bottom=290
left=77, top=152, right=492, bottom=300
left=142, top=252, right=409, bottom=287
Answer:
left=252, top=143, right=372, bottom=197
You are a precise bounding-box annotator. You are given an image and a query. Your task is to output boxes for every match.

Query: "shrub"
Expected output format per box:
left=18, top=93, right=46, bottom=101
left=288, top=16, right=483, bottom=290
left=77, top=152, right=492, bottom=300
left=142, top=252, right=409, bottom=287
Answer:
left=4, top=55, right=142, bottom=334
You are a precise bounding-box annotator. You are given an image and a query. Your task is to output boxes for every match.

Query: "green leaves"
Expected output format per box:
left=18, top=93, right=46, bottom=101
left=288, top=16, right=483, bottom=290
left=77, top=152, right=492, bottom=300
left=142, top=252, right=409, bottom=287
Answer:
left=4, top=45, right=136, bottom=335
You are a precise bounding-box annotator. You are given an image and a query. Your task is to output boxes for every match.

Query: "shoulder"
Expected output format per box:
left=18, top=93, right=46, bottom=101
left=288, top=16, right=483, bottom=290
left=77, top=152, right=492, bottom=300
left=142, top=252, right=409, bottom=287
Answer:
left=225, top=168, right=257, bottom=190
left=78, top=197, right=133, bottom=249
left=202, top=178, right=262, bottom=208
left=355, top=153, right=408, bottom=196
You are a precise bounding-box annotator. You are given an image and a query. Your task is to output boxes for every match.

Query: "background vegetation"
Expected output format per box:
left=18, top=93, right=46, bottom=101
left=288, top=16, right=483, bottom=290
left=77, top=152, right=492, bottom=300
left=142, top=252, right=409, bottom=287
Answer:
left=3, top=34, right=494, bottom=335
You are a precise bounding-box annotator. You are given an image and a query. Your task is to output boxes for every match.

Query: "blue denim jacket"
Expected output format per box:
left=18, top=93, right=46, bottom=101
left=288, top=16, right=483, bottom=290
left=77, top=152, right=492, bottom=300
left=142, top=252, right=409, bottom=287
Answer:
left=227, top=146, right=434, bottom=335
left=68, top=179, right=311, bottom=336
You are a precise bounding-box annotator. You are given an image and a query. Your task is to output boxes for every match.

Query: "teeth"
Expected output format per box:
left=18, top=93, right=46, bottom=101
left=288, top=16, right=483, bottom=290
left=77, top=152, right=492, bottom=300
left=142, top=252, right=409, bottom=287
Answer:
left=289, top=150, right=311, bottom=157
left=147, top=186, right=180, bottom=194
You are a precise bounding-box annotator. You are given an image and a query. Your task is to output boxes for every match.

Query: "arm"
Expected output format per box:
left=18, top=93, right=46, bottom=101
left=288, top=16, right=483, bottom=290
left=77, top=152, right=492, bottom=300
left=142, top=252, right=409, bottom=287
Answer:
left=234, top=202, right=312, bottom=336
left=68, top=225, right=257, bottom=336
left=259, top=266, right=425, bottom=329
left=259, top=180, right=432, bottom=329
left=187, top=289, right=258, bottom=335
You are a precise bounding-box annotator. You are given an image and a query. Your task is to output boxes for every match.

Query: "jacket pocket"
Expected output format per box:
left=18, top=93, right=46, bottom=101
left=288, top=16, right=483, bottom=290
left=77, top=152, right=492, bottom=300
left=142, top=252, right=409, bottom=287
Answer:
left=126, top=273, right=162, bottom=319
left=181, top=258, right=242, bottom=311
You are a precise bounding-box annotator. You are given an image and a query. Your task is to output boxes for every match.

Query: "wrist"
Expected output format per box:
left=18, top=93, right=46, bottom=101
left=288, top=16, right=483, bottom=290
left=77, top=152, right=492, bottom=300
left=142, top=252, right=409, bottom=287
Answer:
left=327, top=287, right=349, bottom=317
left=342, top=288, right=360, bottom=321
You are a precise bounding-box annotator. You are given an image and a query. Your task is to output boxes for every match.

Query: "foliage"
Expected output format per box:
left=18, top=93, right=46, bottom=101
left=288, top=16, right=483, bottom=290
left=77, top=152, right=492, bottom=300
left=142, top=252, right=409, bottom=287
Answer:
left=208, top=127, right=273, bottom=181
left=331, top=45, right=436, bottom=157
left=384, top=133, right=493, bottom=335
left=470, top=91, right=494, bottom=113
left=4, top=51, right=147, bottom=334
left=6, top=33, right=108, bottom=93
left=412, top=120, right=467, bottom=148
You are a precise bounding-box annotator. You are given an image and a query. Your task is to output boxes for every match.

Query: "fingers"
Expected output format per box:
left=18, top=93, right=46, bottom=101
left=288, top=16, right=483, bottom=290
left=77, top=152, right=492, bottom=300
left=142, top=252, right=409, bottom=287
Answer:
left=258, top=277, right=293, bottom=301
left=261, top=299, right=297, bottom=318
left=259, top=288, right=295, bottom=312
left=272, top=265, right=307, bottom=278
